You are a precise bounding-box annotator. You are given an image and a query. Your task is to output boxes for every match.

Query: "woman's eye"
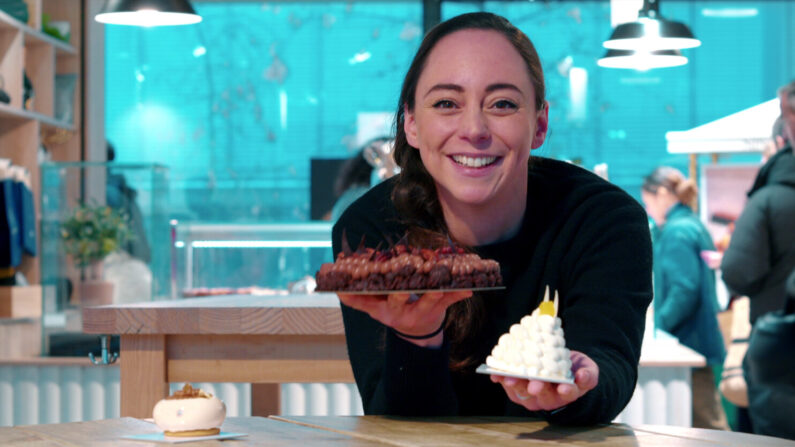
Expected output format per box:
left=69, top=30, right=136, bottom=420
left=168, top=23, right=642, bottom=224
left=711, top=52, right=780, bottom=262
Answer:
left=493, top=100, right=518, bottom=110
left=433, top=100, right=456, bottom=109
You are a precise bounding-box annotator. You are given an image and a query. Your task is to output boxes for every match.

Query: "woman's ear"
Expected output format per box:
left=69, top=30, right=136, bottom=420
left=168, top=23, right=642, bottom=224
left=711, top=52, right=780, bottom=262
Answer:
left=531, top=101, right=549, bottom=149
left=404, top=104, right=419, bottom=148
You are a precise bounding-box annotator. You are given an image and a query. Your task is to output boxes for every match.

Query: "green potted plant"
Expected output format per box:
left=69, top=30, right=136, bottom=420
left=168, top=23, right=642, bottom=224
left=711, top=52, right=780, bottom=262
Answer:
left=61, top=203, right=132, bottom=305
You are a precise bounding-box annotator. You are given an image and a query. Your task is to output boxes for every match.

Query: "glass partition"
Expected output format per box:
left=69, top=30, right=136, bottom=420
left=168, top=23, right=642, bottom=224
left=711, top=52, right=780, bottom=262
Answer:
left=39, top=161, right=169, bottom=354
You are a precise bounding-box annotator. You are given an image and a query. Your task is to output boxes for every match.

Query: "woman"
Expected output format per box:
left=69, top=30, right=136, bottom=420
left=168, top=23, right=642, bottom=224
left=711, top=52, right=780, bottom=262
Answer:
left=333, top=12, right=652, bottom=424
left=640, top=166, right=728, bottom=430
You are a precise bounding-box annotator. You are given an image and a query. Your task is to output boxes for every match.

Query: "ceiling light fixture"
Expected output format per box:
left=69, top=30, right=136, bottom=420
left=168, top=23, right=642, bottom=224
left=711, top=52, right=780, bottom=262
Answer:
left=597, top=49, right=688, bottom=71
left=95, top=0, right=201, bottom=27
left=604, top=0, right=700, bottom=51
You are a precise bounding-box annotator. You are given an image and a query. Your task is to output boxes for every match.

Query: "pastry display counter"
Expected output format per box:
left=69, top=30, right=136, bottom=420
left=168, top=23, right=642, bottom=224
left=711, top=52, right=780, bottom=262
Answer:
left=171, top=222, right=333, bottom=296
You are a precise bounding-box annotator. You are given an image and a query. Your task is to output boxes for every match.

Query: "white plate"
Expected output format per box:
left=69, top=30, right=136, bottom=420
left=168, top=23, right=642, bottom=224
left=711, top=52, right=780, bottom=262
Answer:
left=319, top=286, right=505, bottom=295
left=475, top=364, right=575, bottom=385
left=121, top=432, right=247, bottom=444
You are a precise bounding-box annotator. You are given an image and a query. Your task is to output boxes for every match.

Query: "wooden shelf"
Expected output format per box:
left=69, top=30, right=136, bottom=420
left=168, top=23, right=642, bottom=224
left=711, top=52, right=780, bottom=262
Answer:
left=0, top=8, right=20, bottom=32
left=0, top=285, right=42, bottom=318
left=0, top=5, right=77, bottom=55
left=0, top=316, right=41, bottom=357
left=0, top=102, right=75, bottom=130
left=23, top=27, right=76, bottom=56
left=0, top=0, right=83, bottom=292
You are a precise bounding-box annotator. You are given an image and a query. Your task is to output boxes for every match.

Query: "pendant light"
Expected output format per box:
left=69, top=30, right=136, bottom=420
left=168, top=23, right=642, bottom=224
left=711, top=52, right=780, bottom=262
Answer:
left=597, top=49, right=687, bottom=71
left=603, top=0, right=700, bottom=51
left=95, top=0, right=201, bottom=27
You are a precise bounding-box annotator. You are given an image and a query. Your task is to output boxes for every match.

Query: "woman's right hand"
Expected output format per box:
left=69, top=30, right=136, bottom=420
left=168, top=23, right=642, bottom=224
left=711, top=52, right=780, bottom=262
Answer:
left=337, top=290, right=473, bottom=347
left=490, top=350, right=599, bottom=411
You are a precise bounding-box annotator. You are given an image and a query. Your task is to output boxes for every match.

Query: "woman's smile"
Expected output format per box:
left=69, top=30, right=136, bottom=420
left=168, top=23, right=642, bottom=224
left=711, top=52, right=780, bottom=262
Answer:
left=450, top=154, right=500, bottom=169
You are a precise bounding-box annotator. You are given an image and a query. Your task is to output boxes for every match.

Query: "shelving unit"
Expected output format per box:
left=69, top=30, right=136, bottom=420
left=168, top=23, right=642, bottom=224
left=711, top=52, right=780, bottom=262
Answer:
left=0, top=0, right=82, bottom=329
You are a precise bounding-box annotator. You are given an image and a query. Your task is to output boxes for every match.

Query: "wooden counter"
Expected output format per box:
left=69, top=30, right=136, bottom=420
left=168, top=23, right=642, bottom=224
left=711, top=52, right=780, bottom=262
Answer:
left=639, top=331, right=705, bottom=368
left=2, top=415, right=794, bottom=446
left=82, top=294, right=706, bottom=420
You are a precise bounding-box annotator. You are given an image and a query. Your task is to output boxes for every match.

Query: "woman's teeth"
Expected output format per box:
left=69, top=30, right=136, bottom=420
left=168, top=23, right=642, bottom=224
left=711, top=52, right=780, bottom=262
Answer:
left=452, top=155, right=497, bottom=168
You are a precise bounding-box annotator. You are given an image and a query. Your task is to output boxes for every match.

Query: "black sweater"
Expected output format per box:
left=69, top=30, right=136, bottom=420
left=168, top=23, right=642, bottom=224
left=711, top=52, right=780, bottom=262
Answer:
left=332, top=157, right=653, bottom=425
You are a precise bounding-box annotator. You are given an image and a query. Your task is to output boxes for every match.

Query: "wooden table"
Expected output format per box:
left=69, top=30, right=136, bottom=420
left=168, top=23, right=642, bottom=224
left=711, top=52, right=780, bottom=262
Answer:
left=0, top=417, right=377, bottom=446
left=82, top=293, right=351, bottom=418
left=2, top=416, right=794, bottom=446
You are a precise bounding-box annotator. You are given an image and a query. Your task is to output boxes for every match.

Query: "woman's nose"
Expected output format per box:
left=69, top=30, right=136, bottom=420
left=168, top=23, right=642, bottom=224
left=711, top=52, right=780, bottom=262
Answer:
left=460, top=108, right=490, bottom=144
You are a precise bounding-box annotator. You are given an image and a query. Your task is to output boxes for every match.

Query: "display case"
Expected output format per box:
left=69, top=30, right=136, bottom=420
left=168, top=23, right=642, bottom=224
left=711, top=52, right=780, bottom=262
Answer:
left=39, top=161, right=169, bottom=354
left=171, top=222, right=333, bottom=298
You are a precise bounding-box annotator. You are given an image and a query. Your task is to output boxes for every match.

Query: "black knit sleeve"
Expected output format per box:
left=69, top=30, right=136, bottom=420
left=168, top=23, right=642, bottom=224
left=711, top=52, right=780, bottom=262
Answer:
left=546, top=188, right=653, bottom=425
left=331, top=185, right=459, bottom=415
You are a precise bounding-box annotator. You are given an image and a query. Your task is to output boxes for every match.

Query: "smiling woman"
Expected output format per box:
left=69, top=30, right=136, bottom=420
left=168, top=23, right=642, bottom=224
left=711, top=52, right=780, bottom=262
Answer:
left=331, top=12, right=653, bottom=425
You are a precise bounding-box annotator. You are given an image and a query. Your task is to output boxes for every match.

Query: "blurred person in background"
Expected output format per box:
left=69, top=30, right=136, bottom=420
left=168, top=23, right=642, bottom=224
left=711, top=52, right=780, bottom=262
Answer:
left=106, top=142, right=150, bottom=263
left=331, top=137, right=397, bottom=221
left=760, top=117, right=787, bottom=163
left=720, top=80, right=795, bottom=438
left=641, top=166, right=729, bottom=430
left=722, top=80, right=795, bottom=325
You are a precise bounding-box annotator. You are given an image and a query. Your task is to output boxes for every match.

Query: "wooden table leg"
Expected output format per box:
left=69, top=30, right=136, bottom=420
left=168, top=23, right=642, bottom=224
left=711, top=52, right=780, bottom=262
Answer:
left=251, top=383, right=281, bottom=417
left=120, top=334, right=168, bottom=418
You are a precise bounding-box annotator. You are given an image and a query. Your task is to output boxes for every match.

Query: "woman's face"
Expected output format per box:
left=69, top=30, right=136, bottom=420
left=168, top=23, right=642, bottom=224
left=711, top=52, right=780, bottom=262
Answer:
left=404, top=29, right=548, bottom=211
left=641, top=188, right=672, bottom=226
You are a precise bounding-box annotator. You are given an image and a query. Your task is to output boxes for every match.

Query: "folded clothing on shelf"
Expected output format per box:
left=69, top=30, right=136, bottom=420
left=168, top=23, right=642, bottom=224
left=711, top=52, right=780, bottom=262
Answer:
left=0, top=0, right=29, bottom=24
left=0, top=160, right=36, bottom=269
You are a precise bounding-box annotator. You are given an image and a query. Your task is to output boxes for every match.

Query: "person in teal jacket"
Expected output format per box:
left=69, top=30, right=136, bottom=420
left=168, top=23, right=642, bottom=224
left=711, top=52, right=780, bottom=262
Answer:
left=641, top=166, right=728, bottom=430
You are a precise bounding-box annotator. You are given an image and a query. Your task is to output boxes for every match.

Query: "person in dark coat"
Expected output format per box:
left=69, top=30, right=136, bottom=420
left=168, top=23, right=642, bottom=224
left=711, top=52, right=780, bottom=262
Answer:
left=106, top=142, right=151, bottom=263
left=722, top=80, right=795, bottom=324
left=721, top=80, right=795, bottom=439
left=641, top=166, right=728, bottom=430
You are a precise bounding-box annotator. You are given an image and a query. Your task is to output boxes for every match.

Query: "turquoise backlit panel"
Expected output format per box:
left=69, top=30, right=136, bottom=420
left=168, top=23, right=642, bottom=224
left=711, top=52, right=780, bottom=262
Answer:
left=106, top=2, right=422, bottom=221
left=106, top=1, right=795, bottom=221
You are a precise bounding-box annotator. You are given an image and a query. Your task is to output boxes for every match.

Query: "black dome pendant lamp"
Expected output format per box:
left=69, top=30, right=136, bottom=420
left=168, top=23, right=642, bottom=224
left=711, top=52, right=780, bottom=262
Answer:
left=603, top=0, right=700, bottom=51
left=95, top=0, right=201, bottom=27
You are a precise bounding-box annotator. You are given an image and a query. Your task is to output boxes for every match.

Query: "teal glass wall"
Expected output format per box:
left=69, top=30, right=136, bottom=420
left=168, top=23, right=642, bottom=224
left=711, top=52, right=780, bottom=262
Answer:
left=106, top=1, right=422, bottom=222
left=106, top=1, right=795, bottom=221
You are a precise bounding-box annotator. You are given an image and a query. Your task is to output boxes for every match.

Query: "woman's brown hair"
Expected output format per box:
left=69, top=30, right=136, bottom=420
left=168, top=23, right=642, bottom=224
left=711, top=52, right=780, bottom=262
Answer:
left=642, top=166, right=698, bottom=211
left=389, top=12, right=546, bottom=369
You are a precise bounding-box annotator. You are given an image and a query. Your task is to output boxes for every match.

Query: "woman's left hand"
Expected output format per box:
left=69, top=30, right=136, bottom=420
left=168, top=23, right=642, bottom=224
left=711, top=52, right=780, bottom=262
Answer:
left=490, top=350, right=599, bottom=411
left=337, top=290, right=473, bottom=347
